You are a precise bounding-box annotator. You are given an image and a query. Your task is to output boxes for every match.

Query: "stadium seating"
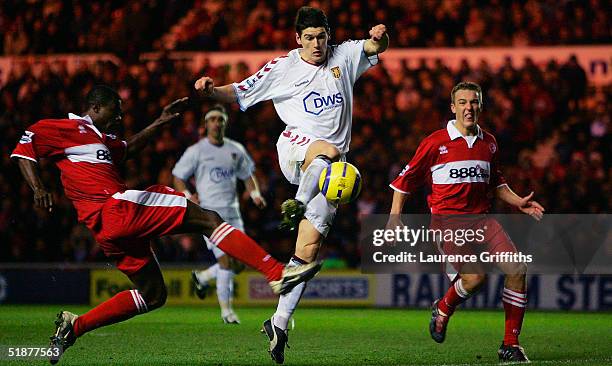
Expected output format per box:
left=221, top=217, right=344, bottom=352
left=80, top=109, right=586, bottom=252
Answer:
left=2, top=0, right=610, bottom=55
left=0, top=1, right=609, bottom=265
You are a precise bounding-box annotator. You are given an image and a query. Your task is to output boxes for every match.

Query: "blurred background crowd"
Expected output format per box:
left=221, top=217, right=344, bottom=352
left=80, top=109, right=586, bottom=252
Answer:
left=0, top=0, right=610, bottom=267
left=2, top=0, right=610, bottom=57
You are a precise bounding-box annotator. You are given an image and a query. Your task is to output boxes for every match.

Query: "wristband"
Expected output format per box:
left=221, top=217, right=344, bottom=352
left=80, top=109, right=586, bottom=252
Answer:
left=250, top=191, right=262, bottom=201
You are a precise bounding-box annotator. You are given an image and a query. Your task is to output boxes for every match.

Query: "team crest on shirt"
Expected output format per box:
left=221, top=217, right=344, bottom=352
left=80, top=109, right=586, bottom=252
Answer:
left=78, top=125, right=87, bottom=134
left=231, top=153, right=237, bottom=160
left=331, top=66, right=341, bottom=79
left=438, top=145, right=448, bottom=154
left=489, top=143, right=497, bottom=153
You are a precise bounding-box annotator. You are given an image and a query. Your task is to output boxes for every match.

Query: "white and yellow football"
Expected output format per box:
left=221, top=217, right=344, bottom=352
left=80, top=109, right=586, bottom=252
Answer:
left=318, top=162, right=362, bottom=205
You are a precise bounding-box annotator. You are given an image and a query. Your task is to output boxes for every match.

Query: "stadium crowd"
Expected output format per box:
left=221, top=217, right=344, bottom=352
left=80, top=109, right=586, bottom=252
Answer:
left=1, top=0, right=192, bottom=60
left=1, top=53, right=609, bottom=265
left=0, top=0, right=609, bottom=267
left=2, top=0, right=610, bottom=55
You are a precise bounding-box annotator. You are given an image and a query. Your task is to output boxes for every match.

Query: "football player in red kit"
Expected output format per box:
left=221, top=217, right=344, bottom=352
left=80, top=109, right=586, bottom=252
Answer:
left=11, top=85, right=321, bottom=364
left=388, top=82, right=544, bottom=362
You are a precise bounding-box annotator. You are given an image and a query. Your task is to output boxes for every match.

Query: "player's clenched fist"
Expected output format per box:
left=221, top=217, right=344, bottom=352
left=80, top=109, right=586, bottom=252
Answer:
left=369, top=24, right=387, bottom=42
left=195, top=76, right=215, bottom=96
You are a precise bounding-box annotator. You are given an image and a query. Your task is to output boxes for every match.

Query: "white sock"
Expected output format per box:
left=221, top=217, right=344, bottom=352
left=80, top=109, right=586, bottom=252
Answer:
left=273, top=258, right=308, bottom=330
left=195, top=263, right=219, bottom=283
left=295, top=157, right=330, bottom=205
left=217, top=268, right=234, bottom=316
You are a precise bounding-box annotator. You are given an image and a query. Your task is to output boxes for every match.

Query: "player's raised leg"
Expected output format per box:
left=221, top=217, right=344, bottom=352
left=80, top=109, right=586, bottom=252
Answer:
left=180, top=200, right=321, bottom=294
left=280, top=141, right=339, bottom=230
left=430, top=273, right=485, bottom=343
left=50, top=256, right=166, bottom=364
left=266, top=141, right=339, bottom=364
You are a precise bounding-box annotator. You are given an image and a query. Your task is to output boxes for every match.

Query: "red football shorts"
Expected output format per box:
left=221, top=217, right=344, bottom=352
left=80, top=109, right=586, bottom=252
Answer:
left=93, top=185, right=187, bottom=275
left=430, top=215, right=518, bottom=280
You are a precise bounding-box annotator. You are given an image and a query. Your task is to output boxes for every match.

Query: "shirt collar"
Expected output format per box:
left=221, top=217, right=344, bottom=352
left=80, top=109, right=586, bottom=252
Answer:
left=68, top=113, right=102, bottom=138
left=446, top=120, right=483, bottom=140
left=68, top=113, right=93, bottom=124
left=204, top=137, right=224, bottom=147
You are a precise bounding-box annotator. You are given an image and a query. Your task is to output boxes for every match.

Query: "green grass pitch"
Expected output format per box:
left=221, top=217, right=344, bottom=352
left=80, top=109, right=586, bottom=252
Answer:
left=1, top=305, right=610, bottom=365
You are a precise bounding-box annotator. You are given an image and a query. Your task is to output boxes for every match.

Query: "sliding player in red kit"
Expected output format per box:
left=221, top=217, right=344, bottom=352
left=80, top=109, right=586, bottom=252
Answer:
left=11, top=85, right=320, bottom=364
left=388, top=82, right=544, bottom=362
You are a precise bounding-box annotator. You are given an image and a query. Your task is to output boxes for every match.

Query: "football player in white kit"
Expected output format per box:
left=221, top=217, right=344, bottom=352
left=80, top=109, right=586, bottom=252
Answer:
left=194, top=6, right=388, bottom=363
left=172, top=104, right=267, bottom=324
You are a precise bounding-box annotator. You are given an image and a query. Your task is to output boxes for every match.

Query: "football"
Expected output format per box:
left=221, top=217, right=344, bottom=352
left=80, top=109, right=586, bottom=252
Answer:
left=318, top=162, right=362, bottom=205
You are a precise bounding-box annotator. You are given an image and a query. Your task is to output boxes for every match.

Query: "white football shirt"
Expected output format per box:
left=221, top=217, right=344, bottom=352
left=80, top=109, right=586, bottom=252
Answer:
left=172, top=137, right=255, bottom=217
left=232, top=40, right=378, bottom=153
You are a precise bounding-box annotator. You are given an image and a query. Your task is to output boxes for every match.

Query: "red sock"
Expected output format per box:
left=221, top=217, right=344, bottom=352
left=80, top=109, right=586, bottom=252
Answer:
left=73, top=289, right=147, bottom=337
left=502, top=287, right=527, bottom=345
left=438, top=279, right=470, bottom=317
left=211, top=223, right=283, bottom=282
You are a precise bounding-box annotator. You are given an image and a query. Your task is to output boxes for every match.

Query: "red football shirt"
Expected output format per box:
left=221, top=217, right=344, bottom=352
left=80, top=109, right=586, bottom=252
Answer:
left=390, top=120, right=507, bottom=214
left=11, top=113, right=127, bottom=227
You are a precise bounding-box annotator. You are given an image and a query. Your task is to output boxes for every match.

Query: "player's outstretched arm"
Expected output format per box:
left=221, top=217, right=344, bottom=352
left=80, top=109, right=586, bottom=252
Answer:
left=125, top=97, right=189, bottom=159
left=496, top=185, right=545, bottom=221
left=364, top=24, right=389, bottom=56
left=17, top=158, right=53, bottom=212
left=194, top=76, right=237, bottom=103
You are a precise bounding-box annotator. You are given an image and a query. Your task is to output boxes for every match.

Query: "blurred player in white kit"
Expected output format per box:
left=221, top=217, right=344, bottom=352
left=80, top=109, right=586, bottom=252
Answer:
left=173, top=104, right=266, bottom=324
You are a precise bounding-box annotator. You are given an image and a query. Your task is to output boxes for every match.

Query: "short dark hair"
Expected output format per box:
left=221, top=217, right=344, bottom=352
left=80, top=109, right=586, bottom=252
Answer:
left=86, top=85, right=120, bottom=108
left=295, top=6, right=330, bottom=36
left=451, top=81, right=483, bottom=105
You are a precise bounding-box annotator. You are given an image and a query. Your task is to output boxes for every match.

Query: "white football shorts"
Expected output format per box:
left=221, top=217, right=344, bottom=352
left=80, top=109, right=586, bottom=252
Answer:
left=276, top=129, right=346, bottom=236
